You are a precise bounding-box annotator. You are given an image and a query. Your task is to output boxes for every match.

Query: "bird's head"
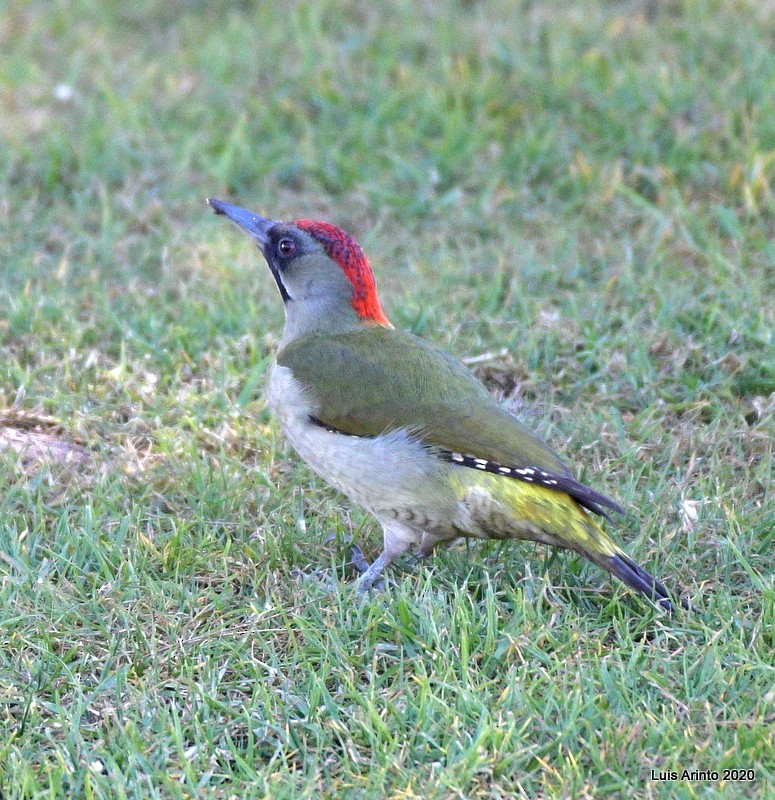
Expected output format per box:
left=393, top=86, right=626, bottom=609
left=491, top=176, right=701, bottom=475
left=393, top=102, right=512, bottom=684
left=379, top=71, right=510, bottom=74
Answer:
left=208, top=198, right=391, bottom=338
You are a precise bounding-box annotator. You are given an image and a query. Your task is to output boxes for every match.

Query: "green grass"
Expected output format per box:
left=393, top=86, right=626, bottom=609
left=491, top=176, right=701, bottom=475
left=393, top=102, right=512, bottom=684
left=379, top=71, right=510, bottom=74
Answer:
left=1, top=0, right=773, bottom=797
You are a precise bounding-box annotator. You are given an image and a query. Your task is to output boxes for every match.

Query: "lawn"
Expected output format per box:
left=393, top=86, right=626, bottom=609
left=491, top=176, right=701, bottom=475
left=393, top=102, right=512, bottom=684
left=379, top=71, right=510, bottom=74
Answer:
left=0, top=1, right=773, bottom=797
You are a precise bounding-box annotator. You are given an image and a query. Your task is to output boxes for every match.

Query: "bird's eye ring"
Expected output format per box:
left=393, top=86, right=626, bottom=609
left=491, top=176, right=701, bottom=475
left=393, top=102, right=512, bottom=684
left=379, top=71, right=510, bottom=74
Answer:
left=278, top=238, right=296, bottom=257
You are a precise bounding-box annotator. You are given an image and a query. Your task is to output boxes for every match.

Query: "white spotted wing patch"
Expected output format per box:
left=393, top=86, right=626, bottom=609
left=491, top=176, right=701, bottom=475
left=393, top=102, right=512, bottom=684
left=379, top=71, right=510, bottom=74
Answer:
left=437, top=448, right=625, bottom=520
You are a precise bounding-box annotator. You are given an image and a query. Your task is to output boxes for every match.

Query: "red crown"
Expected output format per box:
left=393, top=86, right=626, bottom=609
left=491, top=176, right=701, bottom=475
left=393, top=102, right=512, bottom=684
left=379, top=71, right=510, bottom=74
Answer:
left=294, top=220, right=390, bottom=326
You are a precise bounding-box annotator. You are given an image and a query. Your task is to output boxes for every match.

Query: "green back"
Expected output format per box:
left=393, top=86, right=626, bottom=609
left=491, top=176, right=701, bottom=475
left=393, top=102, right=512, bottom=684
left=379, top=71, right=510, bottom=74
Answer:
left=276, top=326, right=572, bottom=476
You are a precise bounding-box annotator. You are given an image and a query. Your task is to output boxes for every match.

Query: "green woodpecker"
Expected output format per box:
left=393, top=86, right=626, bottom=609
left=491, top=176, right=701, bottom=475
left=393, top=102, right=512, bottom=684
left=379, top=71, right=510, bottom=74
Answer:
left=208, top=198, right=679, bottom=611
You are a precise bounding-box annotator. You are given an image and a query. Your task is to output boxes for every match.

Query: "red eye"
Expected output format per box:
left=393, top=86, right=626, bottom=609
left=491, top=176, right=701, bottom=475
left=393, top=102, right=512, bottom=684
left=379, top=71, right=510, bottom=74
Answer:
left=278, top=238, right=296, bottom=257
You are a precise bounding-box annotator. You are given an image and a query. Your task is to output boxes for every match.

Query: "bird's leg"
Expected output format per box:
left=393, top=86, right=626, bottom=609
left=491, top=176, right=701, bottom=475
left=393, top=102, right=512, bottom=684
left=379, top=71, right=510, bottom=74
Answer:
left=322, top=532, right=373, bottom=576
left=295, top=521, right=418, bottom=592
left=291, top=532, right=371, bottom=590
left=355, top=552, right=392, bottom=592
left=419, top=530, right=452, bottom=557
left=402, top=531, right=460, bottom=568
left=346, top=541, right=372, bottom=575
left=356, top=519, right=419, bottom=592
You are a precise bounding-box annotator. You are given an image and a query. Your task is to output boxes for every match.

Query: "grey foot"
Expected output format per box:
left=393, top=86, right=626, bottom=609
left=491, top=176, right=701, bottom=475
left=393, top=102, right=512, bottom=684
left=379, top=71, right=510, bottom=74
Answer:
left=346, top=541, right=373, bottom=577
left=323, top=533, right=376, bottom=579
left=356, top=552, right=393, bottom=593
left=407, top=549, right=431, bottom=566
left=290, top=535, right=385, bottom=591
left=290, top=567, right=338, bottom=593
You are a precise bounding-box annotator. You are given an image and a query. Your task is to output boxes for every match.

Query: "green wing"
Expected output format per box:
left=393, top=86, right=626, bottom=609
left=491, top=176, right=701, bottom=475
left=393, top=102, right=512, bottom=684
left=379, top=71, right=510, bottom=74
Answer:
left=277, top=326, right=571, bottom=476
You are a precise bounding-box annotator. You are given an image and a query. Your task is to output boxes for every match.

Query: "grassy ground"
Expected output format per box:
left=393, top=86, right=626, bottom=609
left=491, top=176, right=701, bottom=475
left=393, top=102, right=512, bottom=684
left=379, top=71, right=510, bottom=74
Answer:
left=1, top=0, right=773, bottom=797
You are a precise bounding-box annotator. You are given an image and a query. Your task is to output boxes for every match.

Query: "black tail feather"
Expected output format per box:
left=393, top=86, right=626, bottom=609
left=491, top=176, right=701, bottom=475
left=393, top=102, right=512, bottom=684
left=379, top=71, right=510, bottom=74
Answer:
left=607, top=552, right=688, bottom=612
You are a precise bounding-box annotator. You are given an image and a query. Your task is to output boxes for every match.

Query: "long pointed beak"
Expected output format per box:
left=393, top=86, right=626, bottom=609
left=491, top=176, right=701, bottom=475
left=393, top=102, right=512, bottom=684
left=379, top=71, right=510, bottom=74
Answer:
left=207, top=198, right=276, bottom=249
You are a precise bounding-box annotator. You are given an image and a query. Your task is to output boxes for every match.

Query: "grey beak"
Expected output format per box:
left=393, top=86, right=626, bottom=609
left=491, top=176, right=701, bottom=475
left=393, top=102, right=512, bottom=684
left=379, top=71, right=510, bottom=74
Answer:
left=207, top=198, right=276, bottom=249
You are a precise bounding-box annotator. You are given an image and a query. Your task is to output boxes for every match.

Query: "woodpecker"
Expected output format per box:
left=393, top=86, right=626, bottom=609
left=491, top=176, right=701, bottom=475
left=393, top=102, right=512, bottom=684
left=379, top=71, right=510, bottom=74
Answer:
left=208, top=198, right=681, bottom=611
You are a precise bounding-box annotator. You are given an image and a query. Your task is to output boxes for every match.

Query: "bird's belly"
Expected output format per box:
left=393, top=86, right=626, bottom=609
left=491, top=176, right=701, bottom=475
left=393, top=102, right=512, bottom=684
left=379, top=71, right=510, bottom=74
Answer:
left=267, top=364, right=451, bottom=524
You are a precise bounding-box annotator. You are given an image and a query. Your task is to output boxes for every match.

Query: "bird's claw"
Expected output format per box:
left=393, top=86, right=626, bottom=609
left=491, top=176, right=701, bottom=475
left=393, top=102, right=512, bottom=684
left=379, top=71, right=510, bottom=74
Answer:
left=323, top=533, right=381, bottom=581
left=290, top=567, right=338, bottom=593
left=292, top=535, right=385, bottom=592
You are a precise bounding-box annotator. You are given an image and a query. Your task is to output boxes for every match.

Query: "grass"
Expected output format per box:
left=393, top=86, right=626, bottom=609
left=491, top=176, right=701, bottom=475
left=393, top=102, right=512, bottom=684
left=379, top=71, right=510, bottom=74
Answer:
left=1, top=0, right=773, bottom=797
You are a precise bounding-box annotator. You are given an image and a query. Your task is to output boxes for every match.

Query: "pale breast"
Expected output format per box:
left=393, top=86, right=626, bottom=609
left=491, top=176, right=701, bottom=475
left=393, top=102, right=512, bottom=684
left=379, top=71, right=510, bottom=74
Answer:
left=266, top=363, right=451, bottom=519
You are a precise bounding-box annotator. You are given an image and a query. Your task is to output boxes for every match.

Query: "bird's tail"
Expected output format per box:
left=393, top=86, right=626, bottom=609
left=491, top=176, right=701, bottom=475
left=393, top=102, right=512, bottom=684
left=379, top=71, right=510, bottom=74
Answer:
left=574, top=514, right=688, bottom=612
left=600, top=550, right=676, bottom=611
left=548, top=492, right=685, bottom=612
left=471, top=474, right=685, bottom=610
left=554, top=501, right=683, bottom=612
